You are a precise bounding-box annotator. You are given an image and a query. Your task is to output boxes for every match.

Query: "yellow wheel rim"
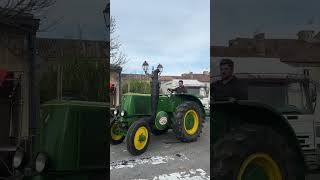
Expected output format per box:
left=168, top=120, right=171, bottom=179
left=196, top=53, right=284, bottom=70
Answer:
left=111, top=123, right=123, bottom=141
left=183, top=110, right=199, bottom=135
left=134, top=126, right=149, bottom=150
left=237, top=153, right=282, bottom=180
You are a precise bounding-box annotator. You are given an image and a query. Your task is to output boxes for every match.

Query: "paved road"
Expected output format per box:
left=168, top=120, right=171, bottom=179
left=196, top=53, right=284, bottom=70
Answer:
left=110, top=117, right=320, bottom=180
left=110, top=117, right=210, bottom=180
left=307, top=174, right=320, bottom=180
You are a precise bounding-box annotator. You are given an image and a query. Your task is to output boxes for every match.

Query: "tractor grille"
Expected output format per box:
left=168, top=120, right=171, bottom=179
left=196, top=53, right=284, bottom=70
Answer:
left=131, top=96, right=151, bottom=115
left=78, top=109, right=106, bottom=168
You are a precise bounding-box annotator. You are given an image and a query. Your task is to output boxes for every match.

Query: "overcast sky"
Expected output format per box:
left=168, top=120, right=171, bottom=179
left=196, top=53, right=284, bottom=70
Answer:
left=212, top=0, right=320, bottom=46
left=112, top=0, right=210, bottom=75
left=34, top=0, right=319, bottom=75
left=37, top=0, right=106, bottom=40
left=211, top=0, right=320, bottom=76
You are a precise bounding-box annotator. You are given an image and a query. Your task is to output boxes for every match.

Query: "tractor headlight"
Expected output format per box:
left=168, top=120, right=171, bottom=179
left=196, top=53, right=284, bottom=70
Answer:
left=35, top=153, right=48, bottom=173
left=120, top=110, right=126, bottom=117
left=113, top=109, right=118, bottom=116
left=12, top=150, right=24, bottom=169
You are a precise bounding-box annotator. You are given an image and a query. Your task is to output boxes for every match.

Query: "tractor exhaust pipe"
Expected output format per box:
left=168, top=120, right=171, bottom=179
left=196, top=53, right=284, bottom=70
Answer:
left=149, top=69, right=160, bottom=124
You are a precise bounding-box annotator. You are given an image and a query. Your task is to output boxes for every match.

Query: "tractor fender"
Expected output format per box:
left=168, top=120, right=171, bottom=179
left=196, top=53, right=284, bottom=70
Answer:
left=212, top=100, right=306, bottom=168
left=176, top=94, right=206, bottom=117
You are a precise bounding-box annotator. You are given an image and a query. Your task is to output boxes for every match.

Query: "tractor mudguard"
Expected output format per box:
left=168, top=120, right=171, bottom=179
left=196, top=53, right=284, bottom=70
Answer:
left=175, top=94, right=206, bottom=117
left=212, top=100, right=306, bottom=169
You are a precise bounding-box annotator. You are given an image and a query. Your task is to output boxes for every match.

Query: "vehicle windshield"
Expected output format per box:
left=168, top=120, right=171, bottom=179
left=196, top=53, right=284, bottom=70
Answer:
left=247, top=81, right=314, bottom=114
left=186, top=87, right=207, bottom=98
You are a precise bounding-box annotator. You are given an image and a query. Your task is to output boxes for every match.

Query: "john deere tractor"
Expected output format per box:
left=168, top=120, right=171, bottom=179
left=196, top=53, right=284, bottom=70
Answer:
left=213, top=73, right=320, bottom=180
left=110, top=68, right=205, bottom=155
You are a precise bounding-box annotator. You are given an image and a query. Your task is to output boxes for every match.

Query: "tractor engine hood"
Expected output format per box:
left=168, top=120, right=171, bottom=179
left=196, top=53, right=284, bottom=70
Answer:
left=121, top=93, right=152, bottom=116
left=31, top=100, right=107, bottom=175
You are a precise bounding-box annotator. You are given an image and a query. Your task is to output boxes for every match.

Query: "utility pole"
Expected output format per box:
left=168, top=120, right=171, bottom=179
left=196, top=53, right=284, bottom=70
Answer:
left=56, top=64, right=63, bottom=100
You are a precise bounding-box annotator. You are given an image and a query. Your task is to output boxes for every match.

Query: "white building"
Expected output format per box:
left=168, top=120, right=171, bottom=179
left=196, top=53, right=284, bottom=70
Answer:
left=160, top=79, right=210, bottom=110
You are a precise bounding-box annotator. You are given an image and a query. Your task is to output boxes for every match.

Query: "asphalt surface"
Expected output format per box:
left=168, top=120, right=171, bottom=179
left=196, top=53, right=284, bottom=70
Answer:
left=110, top=117, right=320, bottom=180
left=307, top=174, right=320, bottom=180
left=110, top=117, right=210, bottom=180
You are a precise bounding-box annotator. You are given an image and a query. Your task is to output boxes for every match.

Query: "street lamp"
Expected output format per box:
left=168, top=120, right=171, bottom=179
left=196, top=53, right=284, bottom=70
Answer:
left=157, top=64, right=163, bottom=75
left=142, top=61, right=163, bottom=77
left=142, top=61, right=149, bottom=74
left=142, top=61, right=162, bottom=123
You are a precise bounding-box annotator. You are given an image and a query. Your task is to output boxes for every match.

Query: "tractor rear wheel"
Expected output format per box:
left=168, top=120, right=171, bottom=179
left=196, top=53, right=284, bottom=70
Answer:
left=213, top=124, right=305, bottom=180
left=127, top=119, right=151, bottom=156
left=173, top=101, right=204, bottom=142
left=110, top=119, right=125, bottom=145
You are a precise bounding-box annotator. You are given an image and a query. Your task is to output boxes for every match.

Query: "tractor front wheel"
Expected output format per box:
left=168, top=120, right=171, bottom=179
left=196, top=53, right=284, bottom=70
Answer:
left=110, top=119, right=125, bottom=145
left=126, top=119, right=151, bottom=156
left=173, top=101, right=204, bottom=142
left=213, top=124, right=305, bottom=180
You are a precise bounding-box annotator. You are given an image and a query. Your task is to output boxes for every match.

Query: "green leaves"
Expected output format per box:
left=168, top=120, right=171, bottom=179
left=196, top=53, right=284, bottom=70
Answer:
left=122, top=79, right=150, bottom=94
left=40, top=58, right=108, bottom=102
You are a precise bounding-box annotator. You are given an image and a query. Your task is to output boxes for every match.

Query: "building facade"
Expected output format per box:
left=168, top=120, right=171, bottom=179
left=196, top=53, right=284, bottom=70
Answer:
left=211, top=31, right=320, bottom=81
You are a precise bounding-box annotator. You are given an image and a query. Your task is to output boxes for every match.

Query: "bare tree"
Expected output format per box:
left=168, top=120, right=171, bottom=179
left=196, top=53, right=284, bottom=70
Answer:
left=0, top=0, right=55, bottom=17
left=110, top=16, right=128, bottom=67
left=0, top=0, right=58, bottom=32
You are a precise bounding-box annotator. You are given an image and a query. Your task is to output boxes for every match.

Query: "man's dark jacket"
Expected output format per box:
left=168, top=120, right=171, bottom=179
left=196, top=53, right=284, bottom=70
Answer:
left=212, top=76, right=248, bottom=101
left=172, top=85, right=187, bottom=94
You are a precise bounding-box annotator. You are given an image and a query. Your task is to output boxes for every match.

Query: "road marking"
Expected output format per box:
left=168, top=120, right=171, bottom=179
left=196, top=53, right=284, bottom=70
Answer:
left=152, top=169, right=210, bottom=180
left=132, top=169, right=210, bottom=180
left=110, top=154, right=189, bottom=170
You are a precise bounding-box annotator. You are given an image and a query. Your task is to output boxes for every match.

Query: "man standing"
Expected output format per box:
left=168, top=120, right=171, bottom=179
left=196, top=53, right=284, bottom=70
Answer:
left=168, top=80, right=187, bottom=94
left=212, top=59, right=248, bottom=101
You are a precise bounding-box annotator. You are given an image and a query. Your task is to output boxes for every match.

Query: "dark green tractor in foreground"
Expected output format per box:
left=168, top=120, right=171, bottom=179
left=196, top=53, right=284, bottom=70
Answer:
left=213, top=73, right=320, bottom=180
left=110, top=69, right=205, bottom=155
left=12, top=100, right=107, bottom=180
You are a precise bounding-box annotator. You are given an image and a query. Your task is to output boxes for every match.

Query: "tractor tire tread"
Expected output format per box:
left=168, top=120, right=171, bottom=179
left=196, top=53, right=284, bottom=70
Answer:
left=126, top=118, right=151, bottom=156
left=213, top=124, right=305, bottom=180
left=172, top=101, right=205, bottom=142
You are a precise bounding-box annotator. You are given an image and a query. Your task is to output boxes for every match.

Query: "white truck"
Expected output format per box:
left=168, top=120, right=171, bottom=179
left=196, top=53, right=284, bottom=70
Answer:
left=213, top=57, right=320, bottom=179
left=160, top=79, right=210, bottom=111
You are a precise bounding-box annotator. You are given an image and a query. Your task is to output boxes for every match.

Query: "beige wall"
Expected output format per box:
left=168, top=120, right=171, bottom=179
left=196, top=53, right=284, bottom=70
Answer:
left=110, top=70, right=121, bottom=107
left=0, top=43, right=29, bottom=138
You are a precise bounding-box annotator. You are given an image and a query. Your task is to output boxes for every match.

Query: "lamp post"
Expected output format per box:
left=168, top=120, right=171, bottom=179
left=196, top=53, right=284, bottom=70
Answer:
left=103, top=0, right=110, bottom=30
left=142, top=61, right=163, bottom=126
left=103, top=0, right=110, bottom=59
left=142, top=61, right=163, bottom=77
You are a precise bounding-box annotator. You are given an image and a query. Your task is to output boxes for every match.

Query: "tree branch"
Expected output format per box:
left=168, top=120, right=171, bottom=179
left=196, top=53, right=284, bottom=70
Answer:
left=110, top=16, right=129, bottom=67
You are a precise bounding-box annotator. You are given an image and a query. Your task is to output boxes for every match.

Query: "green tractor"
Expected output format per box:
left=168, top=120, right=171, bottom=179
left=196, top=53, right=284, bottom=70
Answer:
left=213, top=73, right=319, bottom=180
left=110, top=68, right=206, bottom=155
left=11, top=100, right=107, bottom=180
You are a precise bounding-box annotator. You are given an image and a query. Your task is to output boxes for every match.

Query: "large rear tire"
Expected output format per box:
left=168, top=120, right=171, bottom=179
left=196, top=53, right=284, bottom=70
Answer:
left=213, top=124, right=305, bottom=180
left=173, top=101, right=204, bottom=142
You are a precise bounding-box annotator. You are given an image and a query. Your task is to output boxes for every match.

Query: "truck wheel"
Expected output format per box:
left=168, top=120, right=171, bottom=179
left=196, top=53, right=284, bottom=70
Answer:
left=110, top=119, right=125, bottom=145
left=127, top=119, right=151, bottom=156
left=173, top=101, right=204, bottom=142
left=213, top=124, right=305, bottom=180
